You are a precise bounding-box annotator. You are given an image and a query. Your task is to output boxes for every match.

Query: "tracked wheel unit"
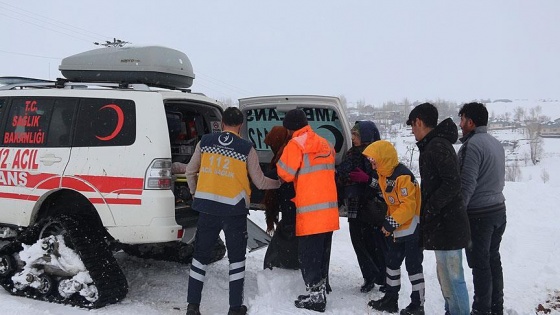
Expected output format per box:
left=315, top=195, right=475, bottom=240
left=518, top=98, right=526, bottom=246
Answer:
left=0, top=215, right=128, bottom=308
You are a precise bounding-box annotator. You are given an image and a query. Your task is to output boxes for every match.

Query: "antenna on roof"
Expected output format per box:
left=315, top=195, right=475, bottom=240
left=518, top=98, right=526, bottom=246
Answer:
left=93, top=38, right=130, bottom=48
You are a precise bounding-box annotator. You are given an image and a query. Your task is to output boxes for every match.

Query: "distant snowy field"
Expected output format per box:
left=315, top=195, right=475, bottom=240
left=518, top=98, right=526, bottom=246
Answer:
left=486, top=99, right=560, bottom=121
left=1, top=99, right=559, bottom=314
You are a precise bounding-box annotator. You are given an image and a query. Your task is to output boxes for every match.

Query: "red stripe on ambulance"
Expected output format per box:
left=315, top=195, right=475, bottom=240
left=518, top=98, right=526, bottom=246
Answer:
left=89, top=198, right=142, bottom=205
left=61, top=177, right=96, bottom=192
left=1, top=173, right=143, bottom=205
left=0, top=192, right=40, bottom=201
left=75, top=175, right=143, bottom=194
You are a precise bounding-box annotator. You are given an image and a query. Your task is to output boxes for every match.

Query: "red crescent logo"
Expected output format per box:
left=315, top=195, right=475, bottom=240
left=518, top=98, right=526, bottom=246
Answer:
left=95, top=104, right=124, bottom=141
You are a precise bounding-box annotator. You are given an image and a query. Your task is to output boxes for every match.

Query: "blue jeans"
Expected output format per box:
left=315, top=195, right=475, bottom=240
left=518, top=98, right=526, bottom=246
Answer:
left=434, top=250, right=470, bottom=315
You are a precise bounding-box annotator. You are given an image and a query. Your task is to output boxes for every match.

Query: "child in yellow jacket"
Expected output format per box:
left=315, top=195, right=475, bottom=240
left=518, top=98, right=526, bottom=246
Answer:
left=361, top=140, right=425, bottom=315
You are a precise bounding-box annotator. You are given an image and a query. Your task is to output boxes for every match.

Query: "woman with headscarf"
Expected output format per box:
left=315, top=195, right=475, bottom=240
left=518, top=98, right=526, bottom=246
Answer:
left=336, top=120, right=387, bottom=293
left=262, top=126, right=299, bottom=269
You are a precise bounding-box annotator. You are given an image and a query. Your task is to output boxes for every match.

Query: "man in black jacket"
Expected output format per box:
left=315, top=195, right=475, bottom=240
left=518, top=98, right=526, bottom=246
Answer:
left=408, top=103, right=471, bottom=315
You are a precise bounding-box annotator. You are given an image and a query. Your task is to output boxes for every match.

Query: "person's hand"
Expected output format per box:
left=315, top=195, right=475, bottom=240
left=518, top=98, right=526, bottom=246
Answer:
left=349, top=167, right=370, bottom=183
left=381, top=226, right=391, bottom=237
left=171, top=162, right=186, bottom=174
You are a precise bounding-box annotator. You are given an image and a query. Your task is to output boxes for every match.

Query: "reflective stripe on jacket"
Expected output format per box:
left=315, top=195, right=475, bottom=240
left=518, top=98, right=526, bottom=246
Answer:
left=379, top=165, right=421, bottom=240
left=192, top=131, right=252, bottom=216
left=363, top=140, right=421, bottom=241
left=277, top=125, right=340, bottom=236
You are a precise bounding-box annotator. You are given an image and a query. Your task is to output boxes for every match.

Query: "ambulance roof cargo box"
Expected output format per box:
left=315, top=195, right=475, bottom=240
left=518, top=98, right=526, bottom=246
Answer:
left=59, top=45, right=195, bottom=89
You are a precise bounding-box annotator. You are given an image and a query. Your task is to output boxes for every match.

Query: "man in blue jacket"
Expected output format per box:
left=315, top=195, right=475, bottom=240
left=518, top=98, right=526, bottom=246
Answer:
left=458, top=102, right=507, bottom=315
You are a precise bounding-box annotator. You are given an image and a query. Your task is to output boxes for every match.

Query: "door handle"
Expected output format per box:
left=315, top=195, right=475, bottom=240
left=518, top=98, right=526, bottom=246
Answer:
left=39, top=154, right=62, bottom=166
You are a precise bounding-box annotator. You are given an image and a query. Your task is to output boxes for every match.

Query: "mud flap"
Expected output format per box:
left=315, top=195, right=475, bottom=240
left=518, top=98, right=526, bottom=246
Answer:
left=246, top=217, right=271, bottom=252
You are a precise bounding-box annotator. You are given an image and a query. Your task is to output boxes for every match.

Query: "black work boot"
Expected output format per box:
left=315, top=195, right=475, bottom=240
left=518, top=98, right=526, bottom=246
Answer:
left=400, top=303, right=424, bottom=315
left=368, top=292, right=399, bottom=313
left=360, top=278, right=376, bottom=293
left=186, top=303, right=201, bottom=315
left=227, top=305, right=247, bottom=315
left=297, top=294, right=310, bottom=301
left=295, top=278, right=330, bottom=305
left=295, top=283, right=326, bottom=312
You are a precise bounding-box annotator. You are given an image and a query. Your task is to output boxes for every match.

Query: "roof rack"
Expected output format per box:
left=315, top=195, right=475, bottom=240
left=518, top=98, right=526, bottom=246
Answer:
left=0, top=76, right=54, bottom=85
left=0, top=77, right=152, bottom=91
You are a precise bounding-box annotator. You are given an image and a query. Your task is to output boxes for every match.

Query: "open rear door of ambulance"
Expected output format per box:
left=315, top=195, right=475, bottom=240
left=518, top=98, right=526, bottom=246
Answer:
left=239, top=95, right=352, bottom=210
left=239, top=95, right=351, bottom=251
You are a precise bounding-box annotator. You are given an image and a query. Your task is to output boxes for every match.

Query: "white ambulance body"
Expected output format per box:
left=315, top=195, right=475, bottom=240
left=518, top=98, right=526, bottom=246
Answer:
left=0, top=86, right=224, bottom=244
left=0, top=46, right=228, bottom=308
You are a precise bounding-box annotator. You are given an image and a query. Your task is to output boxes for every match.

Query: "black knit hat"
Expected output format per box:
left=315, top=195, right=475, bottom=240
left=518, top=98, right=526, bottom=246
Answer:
left=283, top=109, right=308, bottom=131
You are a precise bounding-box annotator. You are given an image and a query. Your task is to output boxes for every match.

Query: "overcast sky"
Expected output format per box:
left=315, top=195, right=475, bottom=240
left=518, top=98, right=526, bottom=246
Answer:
left=1, top=1, right=559, bottom=106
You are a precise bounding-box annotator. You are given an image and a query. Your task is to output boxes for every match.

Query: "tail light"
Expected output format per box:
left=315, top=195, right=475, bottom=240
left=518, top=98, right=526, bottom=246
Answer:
left=144, top=159, right=172, bottom=189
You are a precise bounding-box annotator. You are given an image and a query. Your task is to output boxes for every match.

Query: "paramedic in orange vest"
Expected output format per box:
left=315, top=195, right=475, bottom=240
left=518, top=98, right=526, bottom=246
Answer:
left=276, top=109, right=340, bottom=313
left=184, top=107, right=281, bottom=315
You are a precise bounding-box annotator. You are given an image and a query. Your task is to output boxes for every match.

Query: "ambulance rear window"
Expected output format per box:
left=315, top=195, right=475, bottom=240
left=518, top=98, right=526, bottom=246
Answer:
left=73, top=98, right=136, bottom=147
left=245, top=107, right=344, bottom=153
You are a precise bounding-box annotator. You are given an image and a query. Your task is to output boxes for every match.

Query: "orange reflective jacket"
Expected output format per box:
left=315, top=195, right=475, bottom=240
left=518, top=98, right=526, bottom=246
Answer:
left=277, top=125, right=340, bottom=236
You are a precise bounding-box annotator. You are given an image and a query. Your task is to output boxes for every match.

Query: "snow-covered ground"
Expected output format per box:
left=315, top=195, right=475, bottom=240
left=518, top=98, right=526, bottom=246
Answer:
left=1, top=100, right=559, bottom=314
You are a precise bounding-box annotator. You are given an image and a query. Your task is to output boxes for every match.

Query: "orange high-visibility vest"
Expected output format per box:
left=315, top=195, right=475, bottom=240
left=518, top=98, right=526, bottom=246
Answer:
left=277, top=125, right=340, bottom=236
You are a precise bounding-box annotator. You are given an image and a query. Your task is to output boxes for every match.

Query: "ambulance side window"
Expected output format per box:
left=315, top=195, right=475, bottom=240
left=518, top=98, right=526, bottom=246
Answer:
left=0, top=98, right=5, bottom=128
left=46, top=99, right=77, bottom=147
left=2, top=98, right=54, bottom=147
left=73, top=98, right=136, bottom=147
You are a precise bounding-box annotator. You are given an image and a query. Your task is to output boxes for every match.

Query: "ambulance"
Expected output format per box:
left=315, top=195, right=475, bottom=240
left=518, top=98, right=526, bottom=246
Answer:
left=0, top=46, right=227, bottom=308
left=0, top=45, right=353, bottom=308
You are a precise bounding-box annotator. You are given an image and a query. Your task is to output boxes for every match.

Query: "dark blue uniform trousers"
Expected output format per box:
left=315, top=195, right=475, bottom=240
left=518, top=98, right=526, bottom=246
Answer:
left=385, top=236, right=425, bottom=306
left=187, top=212, right=248, bottom=308
left=298, top=232, right=333, bottom=289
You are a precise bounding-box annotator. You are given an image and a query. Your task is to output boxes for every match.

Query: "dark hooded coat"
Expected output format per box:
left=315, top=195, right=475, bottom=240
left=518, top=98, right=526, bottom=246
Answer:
left=336, top=121, right=383, bottom=219
left=336, top=120, right=380, bottom=190
left=416, top=118, right=471, bottom=250
left=262, top=126, right=298, bottom=269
